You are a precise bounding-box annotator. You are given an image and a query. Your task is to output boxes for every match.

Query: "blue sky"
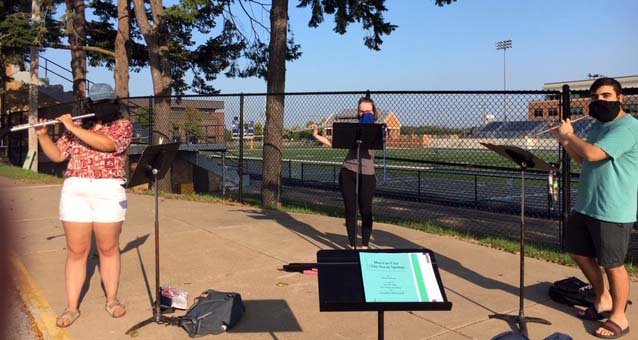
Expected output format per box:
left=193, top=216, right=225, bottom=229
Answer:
left=41, top=0, right=638, bottom=96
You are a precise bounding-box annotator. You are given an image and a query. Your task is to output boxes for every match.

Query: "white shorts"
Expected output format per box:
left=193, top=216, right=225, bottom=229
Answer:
left=59, top=177, right=128, bottom=223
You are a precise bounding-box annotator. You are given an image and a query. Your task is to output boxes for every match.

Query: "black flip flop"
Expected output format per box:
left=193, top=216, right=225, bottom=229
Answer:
left=578, top=306, right=611, bottom=321
left=593, top=319, right=630, bottom=339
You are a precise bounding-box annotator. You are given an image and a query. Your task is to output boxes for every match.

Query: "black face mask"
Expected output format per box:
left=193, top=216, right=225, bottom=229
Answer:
left=588, top=100, right=621, bottom=123
left=87, top=99, right=121, bottom=124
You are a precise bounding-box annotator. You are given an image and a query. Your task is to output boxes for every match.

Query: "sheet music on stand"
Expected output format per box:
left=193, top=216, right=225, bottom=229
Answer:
left=359, top=252, right=444, bottom=303
left=317, top=249, right=451, bottom=340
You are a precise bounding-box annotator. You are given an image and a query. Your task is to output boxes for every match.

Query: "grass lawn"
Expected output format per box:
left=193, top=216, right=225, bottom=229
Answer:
left=227, top=144, right=581, bottom=172
left=0, top=163, right=63, bottom=183
left=211, top=145, right=573, bottom=189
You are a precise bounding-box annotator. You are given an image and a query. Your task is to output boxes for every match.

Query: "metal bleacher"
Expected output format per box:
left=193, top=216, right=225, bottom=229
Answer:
left=128, top=121, right=241, bottom=193
left=473, top=121, right=546, bottom=138
left=472, top=119, right=597, bottom=139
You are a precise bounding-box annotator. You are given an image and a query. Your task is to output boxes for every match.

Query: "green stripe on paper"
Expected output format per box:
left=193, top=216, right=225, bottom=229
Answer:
left=411, top=253, right=429, bottom=302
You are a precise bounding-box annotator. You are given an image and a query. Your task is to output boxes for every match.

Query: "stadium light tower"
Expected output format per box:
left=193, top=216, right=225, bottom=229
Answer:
left=496, top=39, right=512, bottom=122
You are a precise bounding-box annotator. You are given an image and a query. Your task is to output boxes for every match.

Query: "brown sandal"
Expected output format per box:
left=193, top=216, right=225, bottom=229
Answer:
left=105, top=299, right=126, bottom=318
left=56, top=308, right=80, bottom=328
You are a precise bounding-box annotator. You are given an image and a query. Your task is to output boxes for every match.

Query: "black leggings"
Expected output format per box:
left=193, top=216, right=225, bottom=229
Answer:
left=339, top=168, right=376, bottom=247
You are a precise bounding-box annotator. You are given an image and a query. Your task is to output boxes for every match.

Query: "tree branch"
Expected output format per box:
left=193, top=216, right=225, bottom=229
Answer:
left=239, top=0, right=270, bottom=32
left=46, top=43, right=115, bottom=57
left=232, top=0, right=270, bottom=41
left=132, top=0, right=153, bottom=36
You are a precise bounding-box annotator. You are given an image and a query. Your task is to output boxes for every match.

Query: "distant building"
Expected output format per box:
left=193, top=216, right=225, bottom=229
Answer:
left=3, top=65, right=73, bottom=113
left=319, top=108, right=431, bottom=148
left=124, top=98, right=225, bottom=144
left=321, top=109, right=400, bottom=138
left=528, top=75, right=638, bottom=121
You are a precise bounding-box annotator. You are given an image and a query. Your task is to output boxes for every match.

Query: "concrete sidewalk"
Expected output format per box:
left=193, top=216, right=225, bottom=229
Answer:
left=4, top=177, right=636, bottom=340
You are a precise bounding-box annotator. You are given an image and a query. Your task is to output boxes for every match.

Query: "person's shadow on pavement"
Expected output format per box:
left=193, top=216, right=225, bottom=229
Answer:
left=242, top=207, right=586, bottom=331
left=77, top=233, right=150, bottom=307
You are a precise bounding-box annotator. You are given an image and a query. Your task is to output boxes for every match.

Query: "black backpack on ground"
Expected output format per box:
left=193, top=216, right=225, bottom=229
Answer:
left=548, top=276, right=595, bottom=308
left=179, top=289, right=245, bottom=337
left=548, top=276, right=632, bottom=310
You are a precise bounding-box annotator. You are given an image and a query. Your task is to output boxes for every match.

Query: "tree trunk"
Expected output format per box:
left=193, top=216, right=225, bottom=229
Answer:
left=65, top=0, right=87, bottom=116
left=132, top=0, right=172, bottom=191
left=262, top=0, right=288, bottom=209
left=114, top=0, right=130, bottom=98
left=28, top=0, right=41, bottom=171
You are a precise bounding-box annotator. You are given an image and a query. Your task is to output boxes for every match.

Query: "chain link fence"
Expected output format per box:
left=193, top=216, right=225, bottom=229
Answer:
left=5, top=88, right=638, bottom=259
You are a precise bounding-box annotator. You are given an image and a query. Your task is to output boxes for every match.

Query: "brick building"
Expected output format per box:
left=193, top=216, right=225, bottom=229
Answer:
left=528, top=75, right=638, bottom=121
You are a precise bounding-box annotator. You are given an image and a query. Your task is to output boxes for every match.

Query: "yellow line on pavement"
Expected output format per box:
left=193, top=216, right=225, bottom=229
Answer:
left=11, top=254, right=71, bottom=340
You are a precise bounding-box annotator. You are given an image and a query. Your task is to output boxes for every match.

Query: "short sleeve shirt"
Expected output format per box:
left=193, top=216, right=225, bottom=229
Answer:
left=575, top=114, right=638, bottom=223
left=343, top=149, right=376, bottom=175
left=56, top=119, right=133, bottom=179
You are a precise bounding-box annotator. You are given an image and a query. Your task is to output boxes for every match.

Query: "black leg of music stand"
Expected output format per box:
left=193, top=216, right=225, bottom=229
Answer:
left=489, top=168, right=550, bottom=337
left=354, top=140, right=362, bottom=250
left=378, top=310, right=384, bottom=340
left=125, top=171, right=178, bottom=335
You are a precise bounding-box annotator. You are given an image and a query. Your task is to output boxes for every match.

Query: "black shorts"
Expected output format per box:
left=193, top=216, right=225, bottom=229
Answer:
left=564, top=211, right=633, bottom=268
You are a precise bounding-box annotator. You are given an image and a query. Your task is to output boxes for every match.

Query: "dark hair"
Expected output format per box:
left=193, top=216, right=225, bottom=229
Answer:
left=82, top=98, right=124, bottom=129
left=358, top=97, right=378, bottom=117
left=590, top=77, right=623, bottom=96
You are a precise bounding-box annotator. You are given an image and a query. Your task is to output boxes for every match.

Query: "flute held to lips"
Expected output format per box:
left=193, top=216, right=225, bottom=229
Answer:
left=528, top=115, right=589, bottom=137
left=9, top=113, right=95, bottom=132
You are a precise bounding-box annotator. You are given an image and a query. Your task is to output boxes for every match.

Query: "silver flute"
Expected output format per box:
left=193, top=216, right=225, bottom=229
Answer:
left=9, top=113, right=95, bottom=132
left=529, top=115, right=589, bottom=136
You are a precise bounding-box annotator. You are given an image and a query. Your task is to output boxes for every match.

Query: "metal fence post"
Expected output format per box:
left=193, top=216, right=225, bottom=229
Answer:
left=474, top=174, right=478, bottom=206
left=417, top=170, right=421, bottom=202
left=560, top=85, right=572, bottom=249
left=148, top=97, right=154, bottom=145
left=239, top=94, right=245, bottom=203
left=221, top=152, right=226, bottom=196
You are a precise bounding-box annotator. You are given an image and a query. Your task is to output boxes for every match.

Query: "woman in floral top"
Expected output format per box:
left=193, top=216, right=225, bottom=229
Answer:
left=35, top=84, right=133, bottom=328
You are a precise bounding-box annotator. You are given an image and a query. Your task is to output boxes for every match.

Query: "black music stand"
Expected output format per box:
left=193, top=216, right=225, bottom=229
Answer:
left=332, top=123, right=384, bottom=249
left=317, top=249, right=452, bottom=340
left=481, top=143, right=554, bottom=337
left=125, top=142, right=180, bottom=335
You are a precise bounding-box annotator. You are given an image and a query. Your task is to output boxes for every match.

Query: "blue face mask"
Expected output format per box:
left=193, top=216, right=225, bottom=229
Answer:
left=359, top=112, right=375, bottom=124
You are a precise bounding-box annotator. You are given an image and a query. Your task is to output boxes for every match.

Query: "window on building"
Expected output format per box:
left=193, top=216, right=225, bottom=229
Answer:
left=571, top=107, right=584, bottom=115
left=545, top=94, right=560, bottom=101
left=548, top=108, right=559, bottom=117
left=533, top=108, right=544, bottom=117
left=623, top=104, right=638, bottom=114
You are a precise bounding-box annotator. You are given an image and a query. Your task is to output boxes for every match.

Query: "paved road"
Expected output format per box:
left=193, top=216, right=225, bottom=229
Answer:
left=7, top=285, right=39, bottom=340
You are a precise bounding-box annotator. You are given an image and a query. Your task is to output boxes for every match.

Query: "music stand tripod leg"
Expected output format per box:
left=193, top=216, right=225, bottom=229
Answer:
left=355, top=139, right=362, bottom=250
left=378, top=310, right=384, bottom=340
left=488, top=167, right=551, bottom=337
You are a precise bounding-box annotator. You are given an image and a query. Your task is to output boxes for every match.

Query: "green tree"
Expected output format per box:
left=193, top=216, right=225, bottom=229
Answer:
left=223, top=128, right=232, bottom=141
left=0, top=0, right=63, bottom=114
left=254, top=121, right=264, bottom=136
left=183, top=106, right=204, bottom=142
left=87, top=1, right=249, bottom=96
left=131, top=106, right=151, bottom=128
